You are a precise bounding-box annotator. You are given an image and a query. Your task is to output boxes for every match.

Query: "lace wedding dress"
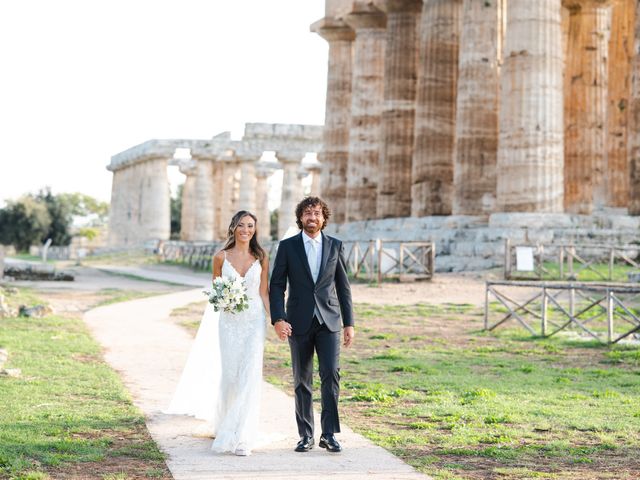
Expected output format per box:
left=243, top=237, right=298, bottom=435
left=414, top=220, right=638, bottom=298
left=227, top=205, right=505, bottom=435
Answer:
left=166, top=257, right=266, bottom=454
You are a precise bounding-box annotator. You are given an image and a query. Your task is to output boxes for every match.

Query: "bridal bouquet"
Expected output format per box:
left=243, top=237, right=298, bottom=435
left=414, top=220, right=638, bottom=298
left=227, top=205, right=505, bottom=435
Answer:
left=204, top=276, right=249, bottom=314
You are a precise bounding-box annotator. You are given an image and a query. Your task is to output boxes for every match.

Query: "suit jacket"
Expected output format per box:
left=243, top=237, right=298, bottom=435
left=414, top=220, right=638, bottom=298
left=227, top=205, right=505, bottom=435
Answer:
left=269, top=231, right=354, bottom=334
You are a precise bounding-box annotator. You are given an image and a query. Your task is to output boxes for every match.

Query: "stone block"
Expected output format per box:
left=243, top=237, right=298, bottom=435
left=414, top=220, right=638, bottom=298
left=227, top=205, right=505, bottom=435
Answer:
left=489, top=213, right=575, bottom=229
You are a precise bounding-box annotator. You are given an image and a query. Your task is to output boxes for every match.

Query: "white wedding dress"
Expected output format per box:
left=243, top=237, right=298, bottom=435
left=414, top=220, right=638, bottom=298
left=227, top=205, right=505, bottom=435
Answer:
left=166, top=257, right=266, bottom=454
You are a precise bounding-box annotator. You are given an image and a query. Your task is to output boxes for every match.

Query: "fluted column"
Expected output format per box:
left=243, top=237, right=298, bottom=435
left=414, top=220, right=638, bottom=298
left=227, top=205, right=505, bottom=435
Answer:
left=255, top=163, right=272, bottom=242
left=412, top=0, right=462, bottom=216
left=277, top=153, right=304, bottom=239
left=497, top=0, right=565, bottom=212
left=374, top=0, right=421, bottom=218
left=629, top=0, right=640, bottom=214
left=564, top=0, right=612, bottom=213
left=312, top=17, right=354, bottom=224
left=189, top=155, right=215, bottom=241
left=238, top=154, right=259, bottom=212
left=140, top=157, right=171, bottom=241
left=607, top=0, right=635, bottom=207
left=179, top=161, right=197, bottom=241
left=452, top=0, right=504, bottom=215
left=217, top=154, right=238, bottom=240
left=344, top=3, right=386, bottom=222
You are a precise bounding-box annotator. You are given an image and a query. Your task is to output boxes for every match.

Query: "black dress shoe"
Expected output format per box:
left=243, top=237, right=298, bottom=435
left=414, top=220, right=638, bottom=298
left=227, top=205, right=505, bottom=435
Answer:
left=319, top=434, right=342, bottom=452
left=294, top=435, right=314, bottom=452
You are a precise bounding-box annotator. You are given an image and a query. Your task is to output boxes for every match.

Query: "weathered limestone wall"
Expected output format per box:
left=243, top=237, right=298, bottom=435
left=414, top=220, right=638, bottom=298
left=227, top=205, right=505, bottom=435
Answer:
left=411, top=0, right=462, bottom=216
left=452, top=0, right=503, bottom=215
left=376, top=0, right=422, bottom=219
left=497, top=0, right=565, bottom=212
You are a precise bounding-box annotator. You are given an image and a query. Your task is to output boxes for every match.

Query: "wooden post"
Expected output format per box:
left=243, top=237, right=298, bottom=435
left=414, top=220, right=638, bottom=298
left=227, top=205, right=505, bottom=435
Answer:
left=541, top=287, right=548, bottom=336
left=430, top=242, right=436, bottom=279
left=354, top=243, right=361, bottom=279
left=559, top=246, right=564, bottom=279
left=568, top=246, right=575, bottom=280
left=370, top=240, right=376, bottom=282
left=607, top=289, right=614, bottom=343
left=504, top=238, right=511, bottom=279
left=609, top=248, right=614, bottom=280
left=484, top=282, right=490, bottom=330
left=569, top=287, right=575, bottom=319
left=377, top=240, right=383, bottom=284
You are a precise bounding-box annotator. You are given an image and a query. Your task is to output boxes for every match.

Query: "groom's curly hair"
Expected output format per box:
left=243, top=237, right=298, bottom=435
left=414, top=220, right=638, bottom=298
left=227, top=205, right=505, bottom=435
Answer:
left=295, top=196, right=331, bottom=231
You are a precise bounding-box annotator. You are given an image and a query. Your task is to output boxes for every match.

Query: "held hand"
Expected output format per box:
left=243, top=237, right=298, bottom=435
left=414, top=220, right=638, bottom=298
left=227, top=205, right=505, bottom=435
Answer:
left=343, top=326, right=355, bottom=348
left=274, top=320, right=292, bottom=341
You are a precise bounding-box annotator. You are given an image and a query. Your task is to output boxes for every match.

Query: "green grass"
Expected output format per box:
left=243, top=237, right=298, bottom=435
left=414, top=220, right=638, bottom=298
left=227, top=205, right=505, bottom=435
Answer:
left=263, top=302, right=640, bottom=479
left=0, top=288, right=170, bottom=478
left=510, top=260, right=637, bottom=282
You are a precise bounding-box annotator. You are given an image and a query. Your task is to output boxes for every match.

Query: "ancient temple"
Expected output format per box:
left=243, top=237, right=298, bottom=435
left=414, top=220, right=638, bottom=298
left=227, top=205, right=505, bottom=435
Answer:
left=106, top=124, right=322, bottom=246
left=313, top=0, right=639, bottom=219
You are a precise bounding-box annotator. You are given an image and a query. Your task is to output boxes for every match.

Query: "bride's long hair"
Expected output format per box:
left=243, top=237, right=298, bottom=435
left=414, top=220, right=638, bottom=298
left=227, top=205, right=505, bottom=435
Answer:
left=221, top=210, right=266, bottom=261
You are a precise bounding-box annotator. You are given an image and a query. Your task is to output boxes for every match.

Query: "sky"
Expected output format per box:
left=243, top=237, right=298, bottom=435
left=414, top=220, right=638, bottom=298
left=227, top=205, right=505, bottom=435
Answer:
left=0, top=0, right=327, bottom=207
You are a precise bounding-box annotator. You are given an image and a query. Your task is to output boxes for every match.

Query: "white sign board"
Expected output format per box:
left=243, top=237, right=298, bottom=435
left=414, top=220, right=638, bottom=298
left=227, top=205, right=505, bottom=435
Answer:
left=515, top=246, right=535, bottom=271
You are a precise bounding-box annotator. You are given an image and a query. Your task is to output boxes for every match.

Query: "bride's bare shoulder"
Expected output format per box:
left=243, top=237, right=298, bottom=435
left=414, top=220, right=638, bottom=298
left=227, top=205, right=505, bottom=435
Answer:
left=213, top=249, right=226, bottom=264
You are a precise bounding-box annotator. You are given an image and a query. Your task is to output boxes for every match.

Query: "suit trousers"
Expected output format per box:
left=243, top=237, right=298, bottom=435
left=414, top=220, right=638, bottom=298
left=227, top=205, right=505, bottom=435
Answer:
left=288, top=316, right=341, bottom=437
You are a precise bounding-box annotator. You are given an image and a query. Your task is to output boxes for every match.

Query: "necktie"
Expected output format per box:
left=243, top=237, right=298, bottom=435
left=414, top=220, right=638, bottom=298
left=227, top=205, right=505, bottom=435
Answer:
left=308, top=239, right=319, bottom=282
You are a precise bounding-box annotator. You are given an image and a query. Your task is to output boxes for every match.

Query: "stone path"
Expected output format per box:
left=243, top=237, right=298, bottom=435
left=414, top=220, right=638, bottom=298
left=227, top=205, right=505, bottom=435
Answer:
left=83, top=285, right=431, bottom=479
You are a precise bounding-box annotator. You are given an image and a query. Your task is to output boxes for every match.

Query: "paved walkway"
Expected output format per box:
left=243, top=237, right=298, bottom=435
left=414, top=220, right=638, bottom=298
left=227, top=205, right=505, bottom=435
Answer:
left=84, top=287, right=431, bottom=479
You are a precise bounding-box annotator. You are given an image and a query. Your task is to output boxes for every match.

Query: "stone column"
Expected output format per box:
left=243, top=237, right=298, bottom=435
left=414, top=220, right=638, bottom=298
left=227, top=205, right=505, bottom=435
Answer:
left=179, top=161, right=197, bottom=241
left=277, top=153, right=304, bottom=239
left=344, top=3, right=386, bottom=222
left=629, top=0, right=640, bottom=214
left=496, top=0, right=565, bottom=212
left=307, top=160, right=323, bottom=197
left=312, top=17, right=354, bottom=224
left=190, top=154, right=216, bottom=242
left=374, top=0, right=422, bottom=219
left=411, top=0, right=462, bottom=216
left=238, top=155, right=259, bottom=213
left=217, top=154, right=237, bottom=240
left=140, top=156, right=171, bottom=241
left=564, top=0, right=612, bottom=214
left=255, top=163, right=272, bottom=242
left=107, top=167, right=124, bottom=246
left=607, top=0, right=635, bottom=207
left=452, top=0, right=504, bottom=215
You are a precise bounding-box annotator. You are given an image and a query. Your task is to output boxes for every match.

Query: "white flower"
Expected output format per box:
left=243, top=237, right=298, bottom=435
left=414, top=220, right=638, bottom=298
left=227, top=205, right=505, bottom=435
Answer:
left=203, top=275, right=249, bottom=314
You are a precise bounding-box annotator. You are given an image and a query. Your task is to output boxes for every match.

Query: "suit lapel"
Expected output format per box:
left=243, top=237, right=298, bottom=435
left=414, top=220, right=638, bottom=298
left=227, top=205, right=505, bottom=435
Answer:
left=293, top=232, right=314, bottom=283
left=317, top=233, right=332, bottom=281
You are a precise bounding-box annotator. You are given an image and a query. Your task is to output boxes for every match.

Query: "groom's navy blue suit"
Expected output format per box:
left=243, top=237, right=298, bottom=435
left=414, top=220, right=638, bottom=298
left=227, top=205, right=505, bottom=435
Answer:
left=269, top=231, right=353, bottom=437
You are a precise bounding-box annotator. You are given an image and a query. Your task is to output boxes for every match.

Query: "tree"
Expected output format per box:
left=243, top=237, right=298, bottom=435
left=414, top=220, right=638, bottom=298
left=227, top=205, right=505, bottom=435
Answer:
left=0, top=197, right=51, bottom=252
left=57, top=192, right=109, bottom=223
left=35, top=188, right=72, bottom=246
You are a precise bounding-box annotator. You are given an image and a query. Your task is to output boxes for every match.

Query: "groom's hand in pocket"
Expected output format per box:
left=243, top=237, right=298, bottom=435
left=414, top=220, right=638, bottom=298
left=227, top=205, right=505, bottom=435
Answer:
left=274, top=320, right=292, bottom=341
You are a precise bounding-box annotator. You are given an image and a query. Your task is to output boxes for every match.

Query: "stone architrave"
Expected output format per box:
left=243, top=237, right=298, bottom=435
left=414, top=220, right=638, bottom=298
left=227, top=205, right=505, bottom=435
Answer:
left=343, top=2, right=386, bottom=222
left=411, top=0, right=462, bottom=216
left=179, top=161, right=197, bottom=241
left=497, top=0, right=565, bottom=212
left=139, top=157, right=171, bottom=241
left=277, top=153, right=304, bottom=239
left=376, top=0, right=422, bottom=219
left=237, top=154, right=259, bottom=213
left=452, top=0, right=504, bottom=215
left=564, top=0, right=612, bottom=214
left=255, top=163, right=272, bottom=242
left=629, top=0, right=640, bottom=214
left=191, top=154, right=216, bottom=242
left=607, top=0, right=635, bottom=207
left=312, top=17, right=354, bottom=224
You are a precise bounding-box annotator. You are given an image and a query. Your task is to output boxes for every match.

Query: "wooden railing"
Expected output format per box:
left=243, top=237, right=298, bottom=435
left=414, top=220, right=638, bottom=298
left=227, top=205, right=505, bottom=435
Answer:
left=504, top=239, right=640, bottom=281
left=485, top=280, right=640, bottom=344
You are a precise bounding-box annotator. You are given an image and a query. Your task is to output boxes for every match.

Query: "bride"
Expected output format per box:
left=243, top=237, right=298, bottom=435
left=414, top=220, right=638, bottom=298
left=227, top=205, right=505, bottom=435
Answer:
left=166, top=210, right=270, bottom=456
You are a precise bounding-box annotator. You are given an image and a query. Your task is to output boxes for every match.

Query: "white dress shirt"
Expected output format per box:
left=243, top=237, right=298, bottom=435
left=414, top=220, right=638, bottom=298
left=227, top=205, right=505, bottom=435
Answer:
left=303, top=231, right=324, bottom=324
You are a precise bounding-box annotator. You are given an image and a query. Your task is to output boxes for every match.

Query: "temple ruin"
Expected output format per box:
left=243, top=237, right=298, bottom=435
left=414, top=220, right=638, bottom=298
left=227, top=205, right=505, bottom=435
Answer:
left=313, top=0, right=639, bottom=219
left=106, top=123, right=322, bottom=246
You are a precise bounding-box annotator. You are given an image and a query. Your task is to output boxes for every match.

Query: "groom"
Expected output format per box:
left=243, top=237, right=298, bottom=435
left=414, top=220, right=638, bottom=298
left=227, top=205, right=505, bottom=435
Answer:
left=269, top=196, right=355, bottom=453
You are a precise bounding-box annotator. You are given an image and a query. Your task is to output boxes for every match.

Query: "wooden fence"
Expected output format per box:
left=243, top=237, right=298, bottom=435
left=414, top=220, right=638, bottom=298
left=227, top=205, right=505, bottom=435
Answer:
left=485, top=280, right=640, bottom=344
left=504, top=239, right=640, bottom=281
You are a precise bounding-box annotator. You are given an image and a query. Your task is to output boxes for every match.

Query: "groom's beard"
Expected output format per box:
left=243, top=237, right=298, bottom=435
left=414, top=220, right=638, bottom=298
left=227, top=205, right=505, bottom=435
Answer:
left=303, top=221, right=321, bottom=235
